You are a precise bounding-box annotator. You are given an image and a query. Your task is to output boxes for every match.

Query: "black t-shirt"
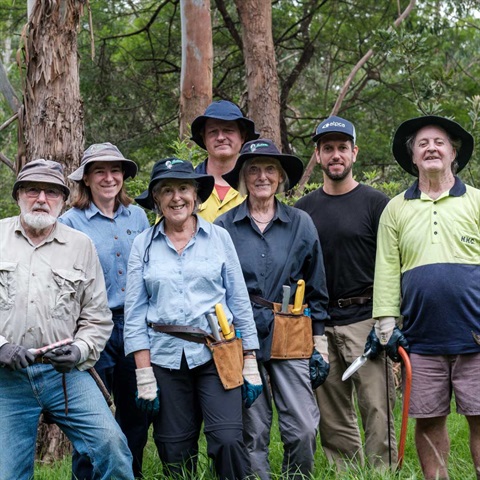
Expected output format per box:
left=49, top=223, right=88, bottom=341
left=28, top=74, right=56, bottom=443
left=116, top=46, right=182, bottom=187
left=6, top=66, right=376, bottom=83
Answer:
left=295, top=183, right=389, bottom=326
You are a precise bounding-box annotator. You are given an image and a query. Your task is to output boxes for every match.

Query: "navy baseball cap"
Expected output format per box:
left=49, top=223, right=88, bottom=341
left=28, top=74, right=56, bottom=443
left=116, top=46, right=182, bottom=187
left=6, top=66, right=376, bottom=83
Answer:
left=190, top=100, right=259, bottom=150
left=312, top=116, right=356, bottom=144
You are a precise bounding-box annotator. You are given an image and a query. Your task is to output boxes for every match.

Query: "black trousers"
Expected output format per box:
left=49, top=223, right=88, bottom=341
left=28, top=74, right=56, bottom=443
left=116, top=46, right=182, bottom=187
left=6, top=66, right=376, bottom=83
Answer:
left=152, top=354, right=251, bottom=480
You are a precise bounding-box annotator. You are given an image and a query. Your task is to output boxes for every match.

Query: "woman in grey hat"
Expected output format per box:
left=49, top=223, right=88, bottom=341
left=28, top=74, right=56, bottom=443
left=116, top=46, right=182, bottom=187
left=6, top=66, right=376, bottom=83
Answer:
left=215, top=139, right=330, bottom=480
left=124, top=157, right=261, bottom=480
left=59, top=143, right=150, bottom=479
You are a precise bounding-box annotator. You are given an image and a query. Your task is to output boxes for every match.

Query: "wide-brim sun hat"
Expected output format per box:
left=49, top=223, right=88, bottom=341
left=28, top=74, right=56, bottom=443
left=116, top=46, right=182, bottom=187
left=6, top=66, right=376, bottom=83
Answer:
left=222, top=139, right=304, bottom=191
left=69, top=142, right=138, bottom=181
left=135, top=157, right=215, bottom=211
left=392, top=115, right=474, bottom=176
left=12, top=159, right=70, bottom=199
left=190, top=100, right=259, bottom=150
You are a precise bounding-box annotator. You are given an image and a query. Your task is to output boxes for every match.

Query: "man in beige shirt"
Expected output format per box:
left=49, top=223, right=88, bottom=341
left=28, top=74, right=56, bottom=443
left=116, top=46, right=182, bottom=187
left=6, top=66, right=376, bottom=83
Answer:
left=0, top=159, right=134, bottom=480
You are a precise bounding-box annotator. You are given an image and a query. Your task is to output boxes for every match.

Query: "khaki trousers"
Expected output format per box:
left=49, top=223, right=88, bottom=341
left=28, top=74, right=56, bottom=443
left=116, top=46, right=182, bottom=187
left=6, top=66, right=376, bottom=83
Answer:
left=315, top=318, right=397, bottom=470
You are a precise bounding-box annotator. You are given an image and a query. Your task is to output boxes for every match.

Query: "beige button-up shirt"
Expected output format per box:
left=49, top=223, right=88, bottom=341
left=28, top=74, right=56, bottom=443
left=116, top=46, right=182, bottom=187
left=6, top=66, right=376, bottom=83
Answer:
left=0, top=216, right=113, bottom=370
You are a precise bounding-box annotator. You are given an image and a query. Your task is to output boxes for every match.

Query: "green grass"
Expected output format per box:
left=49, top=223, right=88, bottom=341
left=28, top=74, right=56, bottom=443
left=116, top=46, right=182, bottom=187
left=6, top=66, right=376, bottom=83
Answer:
left=35, top=395, right=474, bottom=479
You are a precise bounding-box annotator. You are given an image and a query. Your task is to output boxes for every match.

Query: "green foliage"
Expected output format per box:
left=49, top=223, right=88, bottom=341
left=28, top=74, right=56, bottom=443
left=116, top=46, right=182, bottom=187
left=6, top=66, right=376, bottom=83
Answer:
left=34, top=399, right=474, bottom=479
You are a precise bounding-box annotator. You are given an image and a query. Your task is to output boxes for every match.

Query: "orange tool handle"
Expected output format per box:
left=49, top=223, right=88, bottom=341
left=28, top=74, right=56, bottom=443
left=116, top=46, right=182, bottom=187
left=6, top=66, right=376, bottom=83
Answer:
left=397, top=346, right=412, bottom=470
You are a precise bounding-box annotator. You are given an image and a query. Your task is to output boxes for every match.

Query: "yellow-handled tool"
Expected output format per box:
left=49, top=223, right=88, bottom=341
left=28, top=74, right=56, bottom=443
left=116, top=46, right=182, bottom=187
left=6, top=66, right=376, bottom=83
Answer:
left=292, top=279, right=305, bottom=314
left=215, top=303, right=235, bottom=340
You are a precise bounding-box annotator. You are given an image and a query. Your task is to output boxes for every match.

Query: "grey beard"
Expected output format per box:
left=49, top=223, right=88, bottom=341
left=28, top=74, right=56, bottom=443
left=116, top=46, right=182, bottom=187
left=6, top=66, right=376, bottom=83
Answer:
left=22, top=212, right=57, bottom=231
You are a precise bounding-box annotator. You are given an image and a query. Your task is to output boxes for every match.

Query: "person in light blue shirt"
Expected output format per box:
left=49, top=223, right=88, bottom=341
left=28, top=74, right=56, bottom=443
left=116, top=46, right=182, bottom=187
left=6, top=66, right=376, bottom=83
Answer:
left=125, top=158, right=261, bottom=480
left=59, top=143, right=150, bottom=480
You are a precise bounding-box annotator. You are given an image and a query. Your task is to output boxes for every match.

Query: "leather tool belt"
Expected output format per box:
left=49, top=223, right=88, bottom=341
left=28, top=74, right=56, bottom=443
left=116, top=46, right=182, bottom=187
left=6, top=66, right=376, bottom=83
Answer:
left=148, top=322, right=244, bottom=390
left=329, top=286, right=373, bottom=309
left=250, top=294, right=313, bottom=360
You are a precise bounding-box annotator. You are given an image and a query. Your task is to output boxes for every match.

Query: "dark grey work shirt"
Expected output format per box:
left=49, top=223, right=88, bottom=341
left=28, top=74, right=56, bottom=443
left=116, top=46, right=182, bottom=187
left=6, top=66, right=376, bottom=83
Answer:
left=215, top=199, right=329, bottom=362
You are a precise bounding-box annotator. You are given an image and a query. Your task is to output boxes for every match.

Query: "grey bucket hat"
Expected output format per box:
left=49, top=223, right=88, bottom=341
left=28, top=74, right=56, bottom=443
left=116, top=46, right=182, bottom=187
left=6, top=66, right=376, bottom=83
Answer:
left=12, top=159, right=70, bottom=200
left=69, top=143, right=138, bottom=181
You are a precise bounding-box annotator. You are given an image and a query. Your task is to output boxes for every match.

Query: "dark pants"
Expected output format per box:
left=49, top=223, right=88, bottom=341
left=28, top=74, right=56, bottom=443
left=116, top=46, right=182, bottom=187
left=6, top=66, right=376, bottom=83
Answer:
left=72, top=313, right=150, bottom=479
left=152, top=355, right=251, bottom=480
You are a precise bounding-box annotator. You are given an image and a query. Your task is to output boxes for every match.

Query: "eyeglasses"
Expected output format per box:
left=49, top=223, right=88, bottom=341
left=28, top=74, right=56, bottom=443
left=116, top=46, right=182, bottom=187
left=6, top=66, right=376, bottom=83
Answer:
left=21, top=186, right=63, bottom=199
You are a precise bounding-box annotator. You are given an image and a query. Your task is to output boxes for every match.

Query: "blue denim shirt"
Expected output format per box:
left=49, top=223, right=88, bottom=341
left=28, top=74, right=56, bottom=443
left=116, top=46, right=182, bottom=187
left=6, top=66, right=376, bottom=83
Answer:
left=124, top=215, right=259, bottom=369
left=59, top=203, right=150, bottom=309
left=215, top=199, right=329, bottom=361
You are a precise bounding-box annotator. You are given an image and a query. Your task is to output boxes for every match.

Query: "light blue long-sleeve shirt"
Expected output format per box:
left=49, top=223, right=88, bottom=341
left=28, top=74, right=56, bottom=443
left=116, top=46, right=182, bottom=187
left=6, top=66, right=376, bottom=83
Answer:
left=59, top=203, right=150, bottom=309
left=124, top=215, right=259, bottom=369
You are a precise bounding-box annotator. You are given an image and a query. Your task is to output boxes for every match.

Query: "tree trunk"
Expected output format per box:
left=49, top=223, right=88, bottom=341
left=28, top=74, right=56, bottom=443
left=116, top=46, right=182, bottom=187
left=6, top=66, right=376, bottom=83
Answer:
left=234, top=0, right=281, bottom=147
left=19, top=0, right=86, bottom=462
left=179, top=0, right=213, bottom=140
left=21, top=0, right=85, bottom=176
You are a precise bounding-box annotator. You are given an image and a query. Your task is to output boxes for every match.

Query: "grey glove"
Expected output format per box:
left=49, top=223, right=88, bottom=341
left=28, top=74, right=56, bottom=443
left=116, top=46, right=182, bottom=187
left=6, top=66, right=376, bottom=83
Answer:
left=44, top=344, right=81, bottom=373
left=0, top=343, right=35, bottom=370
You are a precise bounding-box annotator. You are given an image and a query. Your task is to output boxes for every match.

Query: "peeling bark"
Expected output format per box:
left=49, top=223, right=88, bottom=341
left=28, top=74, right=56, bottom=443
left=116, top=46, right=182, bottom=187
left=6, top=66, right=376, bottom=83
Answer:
left=21, top=0, right=85, bottom=176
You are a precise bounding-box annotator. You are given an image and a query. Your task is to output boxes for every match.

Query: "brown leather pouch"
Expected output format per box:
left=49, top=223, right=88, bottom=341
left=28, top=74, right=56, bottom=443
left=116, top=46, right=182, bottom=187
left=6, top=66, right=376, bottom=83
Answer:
left=148, top=323, right=244, bottom=390
left=270, top=303, right=313, bottom=359
left=206, top=337, right=244, bottom=390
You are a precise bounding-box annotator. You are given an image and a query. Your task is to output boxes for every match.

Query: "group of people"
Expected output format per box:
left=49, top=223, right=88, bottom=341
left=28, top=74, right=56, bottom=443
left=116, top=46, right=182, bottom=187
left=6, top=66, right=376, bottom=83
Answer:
left=0, top=98, right=479, bottom=480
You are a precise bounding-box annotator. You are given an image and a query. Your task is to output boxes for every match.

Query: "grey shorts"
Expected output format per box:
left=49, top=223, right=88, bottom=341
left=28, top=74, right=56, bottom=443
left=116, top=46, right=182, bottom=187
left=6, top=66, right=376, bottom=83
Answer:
left=407, top=352, right=480, bottom=418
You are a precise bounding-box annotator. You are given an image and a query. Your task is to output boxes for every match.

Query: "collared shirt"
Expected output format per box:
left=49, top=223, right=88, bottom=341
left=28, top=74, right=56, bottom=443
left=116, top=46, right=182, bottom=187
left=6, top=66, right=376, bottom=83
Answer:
left=195, top=159, right=245, bottom=222
left=373, top=177, right=480, bottom=355
left=0, top=217, right=112, bottom=369
left=215, top=199, right=329, bottom=361
left=59, top=203, right=149, bottom=309
left=124, top=215, right=259, bottom=370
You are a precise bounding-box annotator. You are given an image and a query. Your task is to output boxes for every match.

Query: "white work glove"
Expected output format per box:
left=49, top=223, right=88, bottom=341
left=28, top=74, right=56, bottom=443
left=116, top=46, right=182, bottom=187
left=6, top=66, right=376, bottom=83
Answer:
left=313, top=335, right=329, bottom=363
left=242, top=357, right=263, bottom=408
left=135, top=367, right=160, bottom=415
left=243, top=357, right=262, bottom=385
left=374, top=316, right=396, bottom=346
left=135, top=367, right=158, bottom=400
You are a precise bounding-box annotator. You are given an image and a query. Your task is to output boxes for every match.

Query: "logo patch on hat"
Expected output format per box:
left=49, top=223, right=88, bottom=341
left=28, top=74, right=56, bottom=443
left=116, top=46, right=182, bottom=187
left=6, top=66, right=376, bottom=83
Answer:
left=165, top=159, right=184, bottom=169
left=249, top=142, right=269, bottom=152
left=322, top=121, right=346, bottom=129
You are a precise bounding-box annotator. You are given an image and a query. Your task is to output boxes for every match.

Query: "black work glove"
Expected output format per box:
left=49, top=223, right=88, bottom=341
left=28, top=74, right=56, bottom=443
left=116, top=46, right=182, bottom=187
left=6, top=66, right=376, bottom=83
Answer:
left=385, top=327, right=410, bottom=362
left=364, top=327, right=382, bottom=360
left=0, top=343, right=35, bottom=370
left=309, top=348, right=330, bottom=389
left=44, top=344, right=81, bottom=373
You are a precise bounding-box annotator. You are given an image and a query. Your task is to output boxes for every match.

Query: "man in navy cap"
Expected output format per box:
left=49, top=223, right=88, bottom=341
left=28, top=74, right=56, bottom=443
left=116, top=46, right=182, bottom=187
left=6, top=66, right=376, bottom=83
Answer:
left=190, top=100, right=259, bottom=221
left=295, top=116, right=397, bottom=470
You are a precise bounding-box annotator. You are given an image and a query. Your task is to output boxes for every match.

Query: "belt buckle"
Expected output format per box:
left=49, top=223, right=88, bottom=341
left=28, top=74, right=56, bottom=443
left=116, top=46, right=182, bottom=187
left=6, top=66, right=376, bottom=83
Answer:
left=337, top=299, right=345, bottom=308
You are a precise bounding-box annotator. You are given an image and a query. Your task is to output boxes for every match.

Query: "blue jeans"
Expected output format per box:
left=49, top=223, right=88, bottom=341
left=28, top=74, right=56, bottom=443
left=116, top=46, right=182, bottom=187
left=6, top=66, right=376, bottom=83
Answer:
left=0, top=363, right=134, bottom=480
left=72, top=313, right=150, bottom=479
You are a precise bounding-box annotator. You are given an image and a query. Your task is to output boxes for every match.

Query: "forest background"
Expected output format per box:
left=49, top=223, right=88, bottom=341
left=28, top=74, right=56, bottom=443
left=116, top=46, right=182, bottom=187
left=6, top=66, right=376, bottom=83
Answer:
left=1, top=0, right=480, bottom=216
left=0, top=1, right=479, bottom=476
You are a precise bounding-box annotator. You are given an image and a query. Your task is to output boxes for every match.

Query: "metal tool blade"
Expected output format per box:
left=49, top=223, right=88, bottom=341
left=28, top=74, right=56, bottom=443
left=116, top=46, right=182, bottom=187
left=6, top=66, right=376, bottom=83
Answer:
left=342, top=349, right=372, bottom=381
left=281, top=285, right=291, bottom=313
left=207, top=313, right=222, bottom=342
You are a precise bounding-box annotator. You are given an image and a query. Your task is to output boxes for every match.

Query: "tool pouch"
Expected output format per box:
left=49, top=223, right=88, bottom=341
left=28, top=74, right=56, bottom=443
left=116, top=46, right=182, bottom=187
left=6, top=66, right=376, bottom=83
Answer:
left=206, top=336, right=244, bottom=390
left=148, top=323, right=244, bottom=391
left=270, top=303, right=313, bottom=359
